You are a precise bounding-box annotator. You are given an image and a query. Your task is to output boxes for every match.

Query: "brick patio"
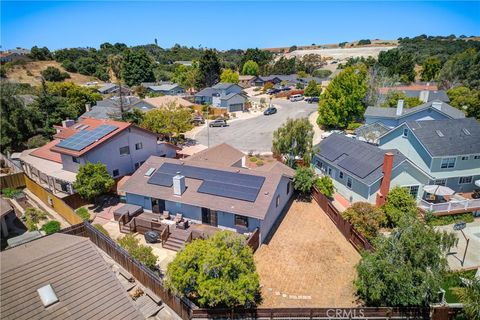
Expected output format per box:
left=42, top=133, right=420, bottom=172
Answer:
left=254, top=199, right=361, bottom=307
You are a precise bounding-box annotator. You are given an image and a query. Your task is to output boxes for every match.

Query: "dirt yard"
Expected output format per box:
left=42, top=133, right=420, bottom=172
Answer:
left=254, top=199, right=361, bottom=307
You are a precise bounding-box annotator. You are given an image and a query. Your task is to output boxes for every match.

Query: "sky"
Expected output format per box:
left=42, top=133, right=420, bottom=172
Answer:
left=1, top=1, right=479, bottom=50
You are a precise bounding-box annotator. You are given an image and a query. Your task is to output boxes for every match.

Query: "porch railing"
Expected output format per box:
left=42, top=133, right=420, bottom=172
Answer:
left=418, top=198, right=480, bottom=214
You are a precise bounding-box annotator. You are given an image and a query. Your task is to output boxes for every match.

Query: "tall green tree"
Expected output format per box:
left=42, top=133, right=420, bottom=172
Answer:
left=447, top=86, right=479, bottom=119
left=47, top=82, right=102, bottom=116
left=272, top=118, right=314, bottom=167
left=241, top=60, right=259, bottom=76
left=141, top=101, right=193, bottom=141
left=381, top=91, right=423, bottom=109
left=317, top=65, right=368, bottom=129
left=41, top=66, right=70, bottom=82
left=241, top=48, right=273, bottom=70
left=196, top=49, right=221, bottom=88
left=166, top=231, right=260, bottom=308
left=378, top=49, right=415, bottom=82
left=303, top=80, right=321, bottom=97
left=73, top=163, right=115, bottom=200
left=293, top=167, right=318, bottom=194
left=302, top=54, right=325, bottom=74
left=30, top=46, right=52, bottom=60
left=220, top=69, right=239, bottom=84
left=421, top=57, right=441, bottom=81
left=382, top=186, right=418, bottom=227
left=439, top=48, right=480, bottom=89
left=171, top=63, right=199, bottom=90
left=355, top=216, right=456, bottom=307
left=342, top=202, right=386, bottom=241
left=121, top=48, right=155, bottom=86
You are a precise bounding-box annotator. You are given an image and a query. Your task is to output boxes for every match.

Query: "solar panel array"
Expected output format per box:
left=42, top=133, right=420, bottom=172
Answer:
left=148, top=162, right=265, bottom=202
left=56, top=125, right=118, bottom=151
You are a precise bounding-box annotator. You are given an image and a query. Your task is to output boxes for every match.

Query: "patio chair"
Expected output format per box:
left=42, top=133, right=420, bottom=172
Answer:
left=162, top=211, right=170, bottom=220
left=177, top=219, right=189, bottom=230
left=174, top=213, right=183, bottom=224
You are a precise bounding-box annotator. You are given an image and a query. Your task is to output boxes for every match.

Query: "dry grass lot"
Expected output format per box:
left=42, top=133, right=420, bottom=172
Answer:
left=255, top=199, right=361, bottom=307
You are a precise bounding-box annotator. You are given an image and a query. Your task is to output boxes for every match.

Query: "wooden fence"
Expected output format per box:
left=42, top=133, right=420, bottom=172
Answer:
left=24, top=175, right=83, bottom=225
left=62, top=193, right=90, bottom=210
left=312, top=187, right=374, bottom=252
left=0, top=172, right=26, bottom=189
left=246, top=228, right=260, bottom=252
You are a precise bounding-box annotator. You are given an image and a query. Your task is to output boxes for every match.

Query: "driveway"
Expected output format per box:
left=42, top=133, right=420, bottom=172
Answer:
left=255, top=199, right=361, bottom=307
left=193, top=98, right=317, bottom=153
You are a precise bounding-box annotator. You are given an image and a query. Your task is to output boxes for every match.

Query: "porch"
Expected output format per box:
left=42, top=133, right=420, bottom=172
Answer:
left=418, top=192, right=480, bottom=215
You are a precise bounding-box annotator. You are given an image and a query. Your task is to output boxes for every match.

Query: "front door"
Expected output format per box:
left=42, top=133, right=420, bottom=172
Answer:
left=201, top=208, right=218, bottom=227
left=151, top=199, right=165, bottom=213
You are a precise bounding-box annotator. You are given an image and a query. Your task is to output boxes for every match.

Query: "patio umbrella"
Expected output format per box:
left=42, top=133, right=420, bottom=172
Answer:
left=423, top=185, right=455, bottom=196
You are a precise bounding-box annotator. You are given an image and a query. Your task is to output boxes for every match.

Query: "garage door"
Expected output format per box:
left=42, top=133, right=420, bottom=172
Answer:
left=229, top=103, right=244, bottom=112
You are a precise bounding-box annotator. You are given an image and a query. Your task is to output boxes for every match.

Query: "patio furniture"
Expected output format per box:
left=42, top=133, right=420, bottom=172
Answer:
left=177, top=220, right=189, bottom=230
left=162, top=211, right=170, bottom=220
left=174, top=213, right=183, bottom=224
left=144, top=231, right=160, bottom=244
left=134, top=212, right=166, bottom=234
left=114, top=204, right=143, bottom=222
left=423, top=185, right=455, bottom=196
left=162, top=219, right=176, bottom=226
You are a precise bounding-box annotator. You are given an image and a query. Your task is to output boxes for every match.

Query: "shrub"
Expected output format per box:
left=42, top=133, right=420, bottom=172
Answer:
left=24, top=207, right=48, bottom=231
left=26, top=134, right=49, bottom=148
left=382, top=187, right=418, bottom=227
left=41, top=66, right=70, bottom=82
left=342, top=202, right=386, bottom=241
left=425, top=212, right=474, bottom=226
left=347, top=122, right=362, bottom=131
left=315, top=176, right=334, bottom=198
left=1, top=188, right=21, bottom=198
left=118, top=234, right=158, bottom=270
left=41, top=220, right=61, bottom=234
left=293, top=167, right=318, bottom=194
left=75, top=207, right=91, bottom=221
left=73, top=163, right=115, bottom=200
left=256, top=160, right=264, bottom=166
left=93, top=223, right=110, bottom=238
left=313, top=69, right=332, bottom=78
left=249, top=156, right=257, bottom=162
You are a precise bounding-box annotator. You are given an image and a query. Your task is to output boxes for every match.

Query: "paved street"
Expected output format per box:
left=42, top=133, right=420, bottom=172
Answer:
left=194, top=98, right=318, bottom=153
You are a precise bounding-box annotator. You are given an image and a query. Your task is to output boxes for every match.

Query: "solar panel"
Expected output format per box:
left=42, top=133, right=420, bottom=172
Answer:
left=56, top=125, right=118, bottom=151
left=148, top=172, right=174, bottom=187
left=198, top=180, right=260, bottom=202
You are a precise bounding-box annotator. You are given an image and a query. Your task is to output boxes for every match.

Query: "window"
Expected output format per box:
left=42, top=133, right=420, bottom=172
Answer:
left=72, top=156, right=79, bottom=163
left=441, top=157, right=456, bottom=169
left=434, top=179, right=447, bottom=186
left=287, top=181, right=291, bottom=194
left=134, top=162, right=140, bottom=170
left=459, top=176, right=472, bottom=184
left=276, top=195, right=280, bottom=207
left=234, top=215, right=248, bottom=228
left=119, top=146, right=130, bottom=156
left=316, top=160, right=322, bottom=169
left=113, top=169, right=119, bottom=177
left=461, top=156, right=469, bottom=161
left=339, top=171, right=344, bottom=179
left=403, top=128, right=408, bottom=137
left=474, top=155, right=480, bottom=160
left=404, top=185, right=419, bottom=198
left=328, top=167, right=332, bottom=176
left=347, top=177, right=352, bottom=189
left=135, top=142, right=143, bottom=150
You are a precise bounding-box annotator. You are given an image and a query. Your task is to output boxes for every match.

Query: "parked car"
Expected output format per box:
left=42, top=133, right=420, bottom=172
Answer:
left=209, top=119, right=228, bottom=127
left=192, top=115, right=205, bottom=125
left=305, top=97, right=319, bottom=103
left=263, top=107, right=277, bottom=115
left=289, top=94, right=304, bottom=102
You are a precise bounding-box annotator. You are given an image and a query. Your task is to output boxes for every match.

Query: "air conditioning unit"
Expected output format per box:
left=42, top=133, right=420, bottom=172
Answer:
left=47, top=196, right=53, bottom=206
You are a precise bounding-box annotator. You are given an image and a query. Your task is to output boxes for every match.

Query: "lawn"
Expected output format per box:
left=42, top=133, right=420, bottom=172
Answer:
left=441, top=269, right=477, bottom=303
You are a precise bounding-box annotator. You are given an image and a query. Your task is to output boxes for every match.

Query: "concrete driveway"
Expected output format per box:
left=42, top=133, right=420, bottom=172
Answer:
left=193, top=98, right=318, bottom=153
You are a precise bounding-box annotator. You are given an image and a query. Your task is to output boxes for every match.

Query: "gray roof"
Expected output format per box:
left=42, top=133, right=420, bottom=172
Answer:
left=406, top=118, right=480, bottom=157
left=258, top=74, right=298, bottom=83
left=195, top=87, right=218, bottom=97
left=1, top=233, right=143, bottom=320
left=81, top=96, right=155, bottom=119
left=148, top=83, right=181, bottom=92
left=365, top=100, right=465, bottom=120
left=315, top=133, right=406, bottom=185
left=98, top=83, right=118, bottom=93
left=0, top=198, right=13, bottom=218
left=220, top=92, right=246, bottom=101
left=212, top=83, right=238, bottom=90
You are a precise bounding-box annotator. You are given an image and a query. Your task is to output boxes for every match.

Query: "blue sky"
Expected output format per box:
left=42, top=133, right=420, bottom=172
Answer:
left=1, top=1, right=479, bottom=50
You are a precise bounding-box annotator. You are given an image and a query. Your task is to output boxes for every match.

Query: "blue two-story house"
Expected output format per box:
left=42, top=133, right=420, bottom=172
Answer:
left=194, top=83, right=247, bottom=112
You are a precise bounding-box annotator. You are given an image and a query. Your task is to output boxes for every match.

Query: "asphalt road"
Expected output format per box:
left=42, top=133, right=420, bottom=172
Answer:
left=194, top=98, right=317, bottom=153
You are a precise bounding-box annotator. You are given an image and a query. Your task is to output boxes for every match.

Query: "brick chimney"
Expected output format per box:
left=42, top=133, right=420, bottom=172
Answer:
left=376, top=152, right=394, bottom=206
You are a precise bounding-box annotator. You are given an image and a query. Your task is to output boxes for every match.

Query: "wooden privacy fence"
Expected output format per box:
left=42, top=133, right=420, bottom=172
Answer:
left=24, top=175, right=83, bottom=225
left=0, top=172, right=26, bottom=189
left=246, top=228, right=260, bottom=252
left=312, top=187, right=374, bottom=252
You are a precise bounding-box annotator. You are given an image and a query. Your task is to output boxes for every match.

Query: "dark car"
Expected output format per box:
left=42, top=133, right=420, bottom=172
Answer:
left=305, top=97, right=320, bottom=103
left=263, top=107, right=277, bottom=115
left=209, top=119, right=228, bottom=127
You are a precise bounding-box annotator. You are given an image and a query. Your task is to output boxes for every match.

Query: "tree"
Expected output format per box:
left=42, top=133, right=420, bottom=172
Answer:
left=355, top=216, right=456, bottom=306
left=220, top=69, right=239, bottom=84
left=241, top=48, right=273, bottom=70
left=317, top=65, right=368, bottom=129
left=358, top=39, right=372, bottom=45
left=453, top=278, right=480, bottom=320
left=30, top=46, right=52, bottom=60
left=271, top=57, right=296, bottom=75
left=41, top=66, right=70, bottom=82
left=141, top=101, right=193, bottom=141
left=241, top=60, right=259, bottom=76
left=381, top=91, right=423, bottom=109
left=288, top=45, right=297, bottom=53
left=293, top=167, right=318, bottom=194
left=382, top=186, right=418, bottom=227
left=47, top=82, right=102, bottom=116
left=439, top=48, right=480, bottom=89
left=171, top=63, right=199, bottom=90
left=122, top=108, right=145, bottom=125
left=165, top=231, right=260, bottom=308
left=26, top=135, right=49, bottom=148
left=315, top=176, right=334, bottom=198
left=107, top=54, right=123, bottom=82
left=118, top=234, right=158, bottom=270
left=75, top=57, right=98, bottom=76
left=304, top=80, right=321, bottom=97
left=447, top=86, right=479, bottom=119
left=196, top=49, right=221, bottom=88
left=421, top=57, right=441, bottom=81
left=302, top=54, right=324, bottom=74
left=342, top=202, right=386, bottom=241
left=378, top=49, right=415, bottom=82
left=73, top=163, right=115, bottom=200
left=272, top=118, right=314, bottom=167
left=313, top=69, right=332, bottom=78
left=121, top=49, right=155, bottom=86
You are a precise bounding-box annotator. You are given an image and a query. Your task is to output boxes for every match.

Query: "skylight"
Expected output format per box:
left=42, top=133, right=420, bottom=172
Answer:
left=435, top=130, right=444, bottom=137
left=37, top=284, right=59, bottom=308
left=462, top=128, right=471, bottom=136
left=144, top=167, right=155, bottom=176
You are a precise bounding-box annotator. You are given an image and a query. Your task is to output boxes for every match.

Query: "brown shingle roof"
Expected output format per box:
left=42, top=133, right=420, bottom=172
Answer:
left=186, top=143, right=245, bottom=167
left=0, top=234, right=143, bottom=320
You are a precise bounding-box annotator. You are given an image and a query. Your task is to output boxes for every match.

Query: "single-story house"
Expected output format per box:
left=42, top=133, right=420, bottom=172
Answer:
left=239, top=75, right=258, bottom=88
left=119, top=143, right=295, bottom=243
left=254, top=74, right=298, bottom=87
left=147, top=83, right=184, bottom=96
left=144, top=95, right=193, bottom=109
left=81, top=96, right=156, bottom=120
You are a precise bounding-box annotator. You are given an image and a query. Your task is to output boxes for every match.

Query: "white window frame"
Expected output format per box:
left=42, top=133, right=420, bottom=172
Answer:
left=433, top=179, right=447, bottom=186
left=135, top=142, right=143, bottom=150
left=440, top=157, right=456, bottom=169
left=119, top=146, right=130, bottom=156
left=459, top=176, right=472, bottom=184
left=403, top=185, right=419, bottom=199
left=461, top=156, right=469, bottom=161
left=474, top=155, right=480, bottom=160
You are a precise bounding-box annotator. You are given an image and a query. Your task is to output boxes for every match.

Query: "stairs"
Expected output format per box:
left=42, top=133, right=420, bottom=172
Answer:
left=162, top=228, right=190, bottom=251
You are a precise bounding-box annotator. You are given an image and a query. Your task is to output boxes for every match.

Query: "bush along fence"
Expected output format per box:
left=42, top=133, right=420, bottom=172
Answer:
left=312, top=186, right=374, bottom=252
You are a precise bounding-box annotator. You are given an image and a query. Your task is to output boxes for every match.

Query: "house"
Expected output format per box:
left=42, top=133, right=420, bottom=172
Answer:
left=194, top=83, right=247, bottom=112
left=144, top=95, right=193, bottom=109
left=239, top=75, right=258, bottom=88
left=254, top=74, right=298, bottom=87
left=81, top=96, right=156, bottom=120
left=119, top=143, right=295, bottom=243
left=0, top=233, right=144, bottom=320
left=19, top=118, right=178, bottom=197
left=174, top=60, right=193, bottom=66
left=378, top=89, right=450, bottom=104
left=146, top=83, right=184, bottom=96
left=313, top=133, right=429, bottom=205
left=96, top=83, right=132, bottom=95
left=364, top=100, right=465, bottom=128
left=0, top=198, right=22, bottom=239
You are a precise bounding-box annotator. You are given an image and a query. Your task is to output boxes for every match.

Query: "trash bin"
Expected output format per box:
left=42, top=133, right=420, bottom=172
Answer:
left=144, top=231, right=160, bottom=243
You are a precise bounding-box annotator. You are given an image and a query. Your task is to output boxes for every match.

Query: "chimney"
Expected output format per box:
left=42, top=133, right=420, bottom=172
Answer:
left=61, top=119, right=75, bottom=128
left=85, top=103, right=91, bottom=112
left=173, top=174, right=186, bottom=196
left=419, top=90, right=429, bottom=103
left=241, top=155, right=246, bottom=168
left=376, top=152, right=394, bottom=206
left=432, top=101, right=442, bottom=110
left=396, top=100, right=404, bottom=116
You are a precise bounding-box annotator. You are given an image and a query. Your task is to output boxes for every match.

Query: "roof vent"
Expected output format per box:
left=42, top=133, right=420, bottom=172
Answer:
left=144, top=168, right=155, bottom=176
left=37, top=284, right=59, bottom=308
left=436, top=130, right=444, bottom=137
left=264, top=192, right=269, bottom=195
left=462, top=128, right=471, bottom=136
